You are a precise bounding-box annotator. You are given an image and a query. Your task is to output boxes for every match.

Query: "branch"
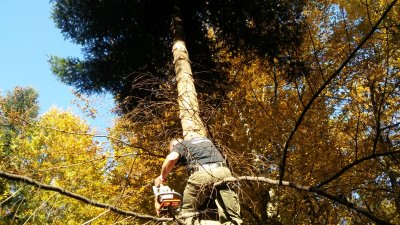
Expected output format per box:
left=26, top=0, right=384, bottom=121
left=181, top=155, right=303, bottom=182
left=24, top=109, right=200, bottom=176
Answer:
left=0, top=119, right=128, bottom=145
left=278, top=0, right=399, bottom=184
left=0, top=186, right=23, bottom=205
left=0, top=170, right=171, bottom=223
left=1, top=170, right=392, bottom=224
left=82, top=209, right=110, bottom=225
left=313, top=150, right=400, bottom=189
left=1, top=118, right=165, bottom=158
left=312, top=189, right=393, bottom=225
left=215, top=176, right=393, bottom=224
left=380, top=122, right=400, bottom=131
left=31, top=124, right=165, bottom=158
left=35, top=153, right=138, bottom=172
left=26, top=121, right=131, bottom=147
left=214, top=176, right=310, bottom=191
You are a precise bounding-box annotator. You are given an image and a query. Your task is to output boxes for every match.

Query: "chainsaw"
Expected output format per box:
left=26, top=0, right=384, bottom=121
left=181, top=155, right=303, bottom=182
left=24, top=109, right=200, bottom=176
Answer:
left=153, top=185, right=182, bottom=214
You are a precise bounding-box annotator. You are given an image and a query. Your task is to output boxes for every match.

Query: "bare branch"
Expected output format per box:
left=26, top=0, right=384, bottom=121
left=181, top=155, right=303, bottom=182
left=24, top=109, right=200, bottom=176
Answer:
left=1, top=118, right=130, bottom=146
left=82, top=209, right=110, bottom=225
left=1, top=169, right=393, bottom=224
left=215, top=175, right=393, bottom=224
left=381, top=122, right=400, bottom=131
left=312, top=189, right=393, bottom=225
left=2, top=118, right=165, bottom=158
left=278, top=0, right=399, bottom=184
left=214, top=176, right=310, bottom=191
left=23, top=193, right=56, bottom=225
left=35, top=153, right=137, bottom=172
left=0, top=170, right=171, bottom=223
left=313, top=150, right=400, bottom=189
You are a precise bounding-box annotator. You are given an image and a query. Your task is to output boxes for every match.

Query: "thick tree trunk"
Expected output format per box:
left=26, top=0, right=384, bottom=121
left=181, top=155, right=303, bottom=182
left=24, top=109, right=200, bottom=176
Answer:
left=171, top=4, right=207, bottom=139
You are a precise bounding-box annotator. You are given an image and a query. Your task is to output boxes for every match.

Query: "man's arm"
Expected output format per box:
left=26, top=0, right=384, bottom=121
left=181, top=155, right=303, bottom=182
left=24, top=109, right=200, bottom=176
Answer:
left=154, top=151, right=180, bottom=186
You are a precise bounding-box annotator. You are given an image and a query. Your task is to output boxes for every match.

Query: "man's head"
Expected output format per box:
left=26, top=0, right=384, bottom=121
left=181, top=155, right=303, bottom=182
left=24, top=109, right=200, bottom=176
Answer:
left=169, top=138, right=183, bottom=151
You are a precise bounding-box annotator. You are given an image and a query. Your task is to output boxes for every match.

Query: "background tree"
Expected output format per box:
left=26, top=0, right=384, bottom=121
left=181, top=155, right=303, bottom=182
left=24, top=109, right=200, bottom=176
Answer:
left=0, top=88, right=114, bottom=224
left=0, top=87, right=39, bottom=223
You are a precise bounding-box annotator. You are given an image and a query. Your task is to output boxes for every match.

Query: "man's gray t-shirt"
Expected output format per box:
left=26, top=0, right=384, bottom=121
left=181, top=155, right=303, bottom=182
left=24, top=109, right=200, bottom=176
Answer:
left=172, top=137, right=225, bottom=166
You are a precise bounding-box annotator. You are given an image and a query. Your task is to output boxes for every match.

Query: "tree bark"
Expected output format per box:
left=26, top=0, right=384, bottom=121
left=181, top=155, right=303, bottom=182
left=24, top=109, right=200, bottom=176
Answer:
left=171, top=3, right=207, bottom=139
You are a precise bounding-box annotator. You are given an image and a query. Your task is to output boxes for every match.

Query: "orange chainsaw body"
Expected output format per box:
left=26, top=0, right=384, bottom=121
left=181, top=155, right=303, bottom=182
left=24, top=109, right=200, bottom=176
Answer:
left=153, top=185, right=182, bottom=213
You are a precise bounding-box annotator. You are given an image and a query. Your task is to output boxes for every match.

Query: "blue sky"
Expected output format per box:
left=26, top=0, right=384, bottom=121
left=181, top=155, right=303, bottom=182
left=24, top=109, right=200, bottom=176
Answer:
left=0, top=1, right=115, bottom=132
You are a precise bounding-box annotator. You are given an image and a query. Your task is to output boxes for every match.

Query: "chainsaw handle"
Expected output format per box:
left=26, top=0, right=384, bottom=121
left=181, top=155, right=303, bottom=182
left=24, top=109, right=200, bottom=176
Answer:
left=154, top=175, right=166, bottom=187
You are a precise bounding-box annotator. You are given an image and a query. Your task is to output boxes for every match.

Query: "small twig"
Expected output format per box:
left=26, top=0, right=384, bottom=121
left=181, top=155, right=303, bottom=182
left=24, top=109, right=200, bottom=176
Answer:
left=23, top=193, right=56, bottom=225
left=111, top=216, right=132, bottom=224
left=81, top=209, right=110, bottom=225
left=0, top=187, right=23, bottom=206
left=35, top=153, right=137, bottom=172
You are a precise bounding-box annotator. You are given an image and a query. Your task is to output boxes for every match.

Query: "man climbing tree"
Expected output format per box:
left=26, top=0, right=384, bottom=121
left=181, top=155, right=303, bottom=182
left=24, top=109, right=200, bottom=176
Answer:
left=153, top=4, right=243, bottom=223
left=154, top=137, right=243, bottom=224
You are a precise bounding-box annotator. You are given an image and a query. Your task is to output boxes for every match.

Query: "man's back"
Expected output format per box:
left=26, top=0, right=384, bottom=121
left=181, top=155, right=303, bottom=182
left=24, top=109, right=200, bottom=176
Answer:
left=173, top=137, right=225, bottom=166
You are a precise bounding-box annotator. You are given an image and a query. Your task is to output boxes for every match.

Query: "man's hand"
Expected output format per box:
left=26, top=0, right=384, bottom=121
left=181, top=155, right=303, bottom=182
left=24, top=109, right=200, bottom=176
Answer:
left=154, top=175, right=165, bottom=187
left=154, top=197, right=161, bottom=216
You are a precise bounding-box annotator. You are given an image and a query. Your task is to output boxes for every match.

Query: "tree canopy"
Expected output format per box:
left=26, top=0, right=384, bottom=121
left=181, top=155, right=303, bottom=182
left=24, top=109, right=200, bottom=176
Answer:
left=49, top=0, right=306, bottom=113
left=0, top=0, right=399, bottom=224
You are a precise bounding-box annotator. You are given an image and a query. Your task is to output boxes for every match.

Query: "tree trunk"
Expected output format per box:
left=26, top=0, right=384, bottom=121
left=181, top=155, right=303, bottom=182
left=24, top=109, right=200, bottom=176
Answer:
left=171, top=4, right=207, bottom=140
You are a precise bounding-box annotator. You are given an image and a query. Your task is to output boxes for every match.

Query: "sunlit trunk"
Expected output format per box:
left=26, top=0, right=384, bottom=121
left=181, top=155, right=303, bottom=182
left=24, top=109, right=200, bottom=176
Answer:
left=171, top=4, right=207, bottom=139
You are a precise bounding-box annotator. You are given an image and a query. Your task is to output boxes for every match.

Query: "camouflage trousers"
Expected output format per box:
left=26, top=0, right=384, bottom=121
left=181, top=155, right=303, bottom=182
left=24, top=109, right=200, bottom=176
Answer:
left=179, top=166, right=243, bottom=225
